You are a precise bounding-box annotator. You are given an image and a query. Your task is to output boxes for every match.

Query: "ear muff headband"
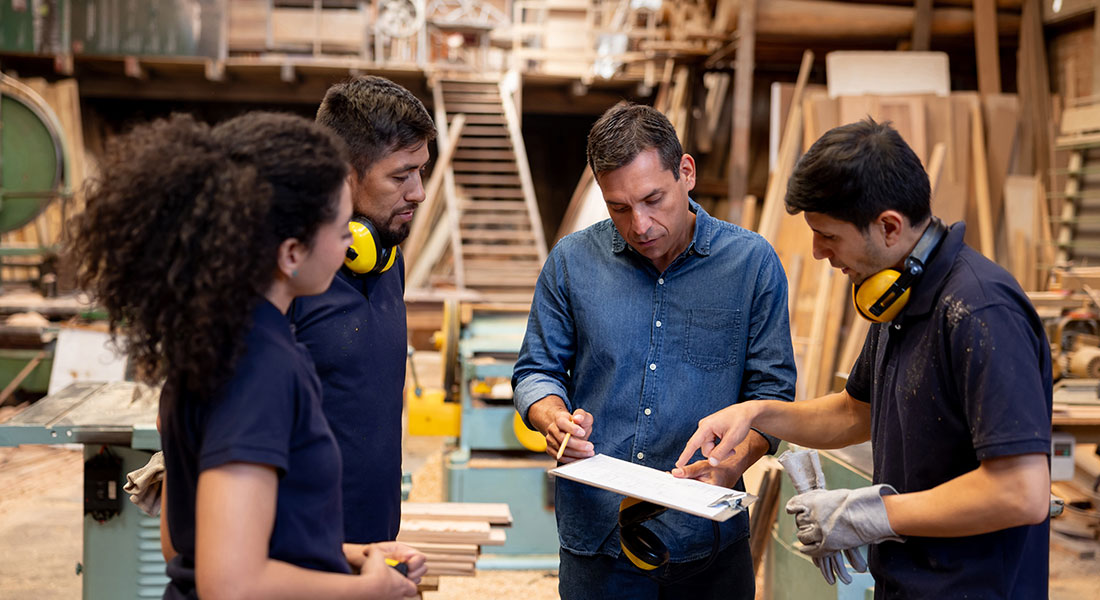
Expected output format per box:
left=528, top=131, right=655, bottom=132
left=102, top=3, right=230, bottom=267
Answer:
left=852, top=217, right=947, bottom=323
left=344, top=218, right=396, bottom=275
left=619, top=498, right=670, bottom=571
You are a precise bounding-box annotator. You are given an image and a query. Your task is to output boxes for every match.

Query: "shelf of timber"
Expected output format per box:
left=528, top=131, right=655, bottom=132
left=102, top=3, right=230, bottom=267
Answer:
left=1054, top=103, right=1100, bottom=264
left=426, top=77, right=549, bottom=305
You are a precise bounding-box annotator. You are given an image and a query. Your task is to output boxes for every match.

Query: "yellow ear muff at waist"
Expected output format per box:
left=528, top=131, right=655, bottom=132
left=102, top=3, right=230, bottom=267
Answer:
left=618, top=498, right=670, bottom=571
left=853, top=269, right=910, bottom=323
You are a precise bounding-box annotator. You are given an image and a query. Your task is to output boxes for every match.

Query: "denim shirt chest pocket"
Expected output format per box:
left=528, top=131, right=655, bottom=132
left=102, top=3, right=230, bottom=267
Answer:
left=685, top=308, right=742, bottom=370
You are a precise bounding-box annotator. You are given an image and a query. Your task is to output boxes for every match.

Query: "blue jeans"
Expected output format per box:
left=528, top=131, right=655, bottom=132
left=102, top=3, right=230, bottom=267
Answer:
left=558, top=536, right=755, bottom=600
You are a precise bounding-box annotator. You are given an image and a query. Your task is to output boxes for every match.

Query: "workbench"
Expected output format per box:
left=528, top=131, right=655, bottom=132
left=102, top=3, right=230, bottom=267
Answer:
left=0, top=381, right=164, bottom=599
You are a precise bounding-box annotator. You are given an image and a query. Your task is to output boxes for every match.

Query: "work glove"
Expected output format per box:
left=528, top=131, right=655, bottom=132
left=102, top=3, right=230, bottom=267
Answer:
left=124, top=451, right=165, bottom=517
left=786, top=484, right=904, bottom=558
left=777, top=449, right=866, bottom=585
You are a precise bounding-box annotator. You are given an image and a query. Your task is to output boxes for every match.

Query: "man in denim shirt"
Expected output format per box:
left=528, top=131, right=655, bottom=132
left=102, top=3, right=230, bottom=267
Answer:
left=512, top=104, right=796, bottom=598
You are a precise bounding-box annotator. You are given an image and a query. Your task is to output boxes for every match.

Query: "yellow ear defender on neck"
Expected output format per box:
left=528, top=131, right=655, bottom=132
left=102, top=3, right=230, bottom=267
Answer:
left=344, top=217, right=396, bottom=275
left=619, top=497, right=670, bottom=571
left=852, top=217, right=947, bottom=323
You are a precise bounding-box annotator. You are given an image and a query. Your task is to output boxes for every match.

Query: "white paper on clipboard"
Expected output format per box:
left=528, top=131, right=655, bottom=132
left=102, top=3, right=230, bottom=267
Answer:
left=549, top=454, right=755, bottom=522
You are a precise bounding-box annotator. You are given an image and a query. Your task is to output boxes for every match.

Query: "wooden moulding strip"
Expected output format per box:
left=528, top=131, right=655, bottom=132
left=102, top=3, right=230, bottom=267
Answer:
left=969, top=98, right=995, bottom=260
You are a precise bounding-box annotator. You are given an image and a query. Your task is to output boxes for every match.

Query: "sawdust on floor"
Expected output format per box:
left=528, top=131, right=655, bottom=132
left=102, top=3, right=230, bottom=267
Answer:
left=3, top=444, right=1098, bottom=599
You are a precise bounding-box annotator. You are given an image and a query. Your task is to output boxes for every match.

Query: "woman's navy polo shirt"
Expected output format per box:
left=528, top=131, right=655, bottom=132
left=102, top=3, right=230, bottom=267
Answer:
left=847, top=223, right=1051, bottom=599
left=160, top=299, right=349, bottom=599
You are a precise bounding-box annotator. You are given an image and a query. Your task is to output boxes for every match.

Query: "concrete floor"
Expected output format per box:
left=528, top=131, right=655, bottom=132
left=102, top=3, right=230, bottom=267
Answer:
left=0, top=439, right=1097, bottom=599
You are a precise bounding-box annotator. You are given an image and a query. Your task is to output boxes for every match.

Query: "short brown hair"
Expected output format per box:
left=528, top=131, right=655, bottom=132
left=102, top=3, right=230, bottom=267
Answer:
left=586, top=104, right=682, bottom=179
left=317, top=76, right=436, bottom=176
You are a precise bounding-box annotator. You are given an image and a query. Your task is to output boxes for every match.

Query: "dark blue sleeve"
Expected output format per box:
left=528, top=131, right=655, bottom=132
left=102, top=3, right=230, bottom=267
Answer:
left=512, top=247, right=577, bottom=428
left=845, top=326, right=876, bottom=404
left=740, top=248, right=797, bottom=454
left=949, top=304, right=1052, bottom=460
left=199, top=354, right=297, bottom=474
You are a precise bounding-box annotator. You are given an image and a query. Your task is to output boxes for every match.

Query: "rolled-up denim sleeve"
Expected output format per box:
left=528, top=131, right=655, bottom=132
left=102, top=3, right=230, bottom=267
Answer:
left=741, top=246, right=797, bottom=454
left=512, top=247, right=577, bottom=429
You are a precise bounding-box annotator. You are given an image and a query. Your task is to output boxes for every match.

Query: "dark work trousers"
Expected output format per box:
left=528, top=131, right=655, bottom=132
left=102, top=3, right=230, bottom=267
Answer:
left=558, top=536, right=755, bottom=600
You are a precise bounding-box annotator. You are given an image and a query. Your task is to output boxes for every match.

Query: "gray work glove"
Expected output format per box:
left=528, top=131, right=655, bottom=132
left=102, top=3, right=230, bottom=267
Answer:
left=786, top=484, right=904, bottom=558
left=777, top=449, right=867, bottom=585
left=124, top=451, right=165, bottom=517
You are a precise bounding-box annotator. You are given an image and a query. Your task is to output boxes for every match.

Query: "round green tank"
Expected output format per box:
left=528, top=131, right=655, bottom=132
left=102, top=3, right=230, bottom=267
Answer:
left=0, top=74, right=67, bottom=233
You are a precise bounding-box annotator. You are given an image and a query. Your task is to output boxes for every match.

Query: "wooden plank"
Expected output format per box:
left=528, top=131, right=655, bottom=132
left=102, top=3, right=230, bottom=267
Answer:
left=405, top=542, right=479, bottom=555
left=826, top=51, right=949, bottom=97
left=451, top=114, right=507, bottom=125
left=453, top=174, right=522, bottom=185
left=815, top=272, right=850, bottom=397
left=441, top=92, right=503, bottom=104
left=455, top=150, right=515, bottom=160
left=1060, top=105, right=1100, bottom=137
left=970, top=97, right=996, bottom=260
left=461, top=214, right=534, bottom=226
left=727, top=0, right=756, bottom=223
left=400, top=502, right=513, bottom=525
left=758, top=50, right=814, bottom=240
left=460, top=189, right=527, bottom=200
left=462, top=244, right=540, bottom=256
left=457, top=137, right=515, bottom=148
left=460, top=229, right=538, bottom=241
left=912, top=0, right=933, bottom=52
left=444, top=103, right=506, bottom=114
left=460, top=126, right=510, bottom=137
left=801, top=262, right=834, bottom=401
left=1004, top=175, right=1041, bottom=290
left=982, top=93, right=1020, bottom=241
left=452, top=162, right=518, bottom=173
left=973, top=0, right=1002, bottom=96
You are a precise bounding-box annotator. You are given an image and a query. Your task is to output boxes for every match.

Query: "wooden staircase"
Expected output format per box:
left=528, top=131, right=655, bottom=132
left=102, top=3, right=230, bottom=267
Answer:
left=407, top=74, right=548, bottom=305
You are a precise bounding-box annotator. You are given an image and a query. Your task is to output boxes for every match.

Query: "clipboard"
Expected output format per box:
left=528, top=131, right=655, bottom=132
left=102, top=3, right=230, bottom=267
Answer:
left=549, top=454, right=755, bottom=522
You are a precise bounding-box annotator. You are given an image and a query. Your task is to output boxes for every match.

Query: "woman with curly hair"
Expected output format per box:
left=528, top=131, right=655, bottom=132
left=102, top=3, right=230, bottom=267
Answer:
left=68, top=112, right=424, bottom=599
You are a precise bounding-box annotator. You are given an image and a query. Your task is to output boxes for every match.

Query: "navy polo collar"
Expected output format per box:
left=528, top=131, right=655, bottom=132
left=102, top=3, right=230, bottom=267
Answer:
left=897, top=221, right=966, bottom=321
left=254, top=297, right=296, bottom=342
left=610, top=199, right=713, bottom=257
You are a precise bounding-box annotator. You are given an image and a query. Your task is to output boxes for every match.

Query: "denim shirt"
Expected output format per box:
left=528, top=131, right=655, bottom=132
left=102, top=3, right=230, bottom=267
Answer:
left=513, top=201, right=796, bottom=561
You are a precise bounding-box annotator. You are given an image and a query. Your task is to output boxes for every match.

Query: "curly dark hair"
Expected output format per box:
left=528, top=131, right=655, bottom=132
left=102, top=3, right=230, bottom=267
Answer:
left=67, top=112, right=348, bottom=398
left=316, top=75, right=436, bottom=176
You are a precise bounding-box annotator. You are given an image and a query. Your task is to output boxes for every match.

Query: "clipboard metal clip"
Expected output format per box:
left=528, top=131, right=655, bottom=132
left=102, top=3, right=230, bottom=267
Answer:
left=707, top=493, right=744, bottom=513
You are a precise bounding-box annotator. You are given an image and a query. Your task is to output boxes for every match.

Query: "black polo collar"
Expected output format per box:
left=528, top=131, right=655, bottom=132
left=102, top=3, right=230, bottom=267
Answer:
left=897, top=221, right=966, bottom=321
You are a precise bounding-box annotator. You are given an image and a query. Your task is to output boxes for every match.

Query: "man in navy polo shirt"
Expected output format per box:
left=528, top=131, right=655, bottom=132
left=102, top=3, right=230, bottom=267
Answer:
left=677, top=119, right=1052, bottom=598
left=291, top=76, right=436, bottom=544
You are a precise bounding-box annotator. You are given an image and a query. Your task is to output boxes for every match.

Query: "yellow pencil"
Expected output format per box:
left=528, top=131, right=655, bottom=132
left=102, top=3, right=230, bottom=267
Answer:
left=556, top=415, right=574, bottom=460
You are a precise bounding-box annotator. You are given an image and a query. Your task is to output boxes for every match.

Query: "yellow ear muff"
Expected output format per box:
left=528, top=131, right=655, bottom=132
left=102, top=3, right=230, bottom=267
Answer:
left=618, top=498, right=670, bottom=571
left=344, top=218, right=395, bottom=275
left=853, top=269, right=910, bottom=323
left=512, top=411, right=547, bottom=453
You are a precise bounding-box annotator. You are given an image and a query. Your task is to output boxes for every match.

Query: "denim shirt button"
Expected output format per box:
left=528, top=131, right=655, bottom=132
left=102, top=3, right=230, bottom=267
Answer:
left=649, top=363, right=656, bottom=371
left=636, top=452, right=644, bottom=460
left=655, top=320, right=662, bottom=328
left=658, top=278, right=664, bottom=285
left=644, top=408, right=652, bottom=416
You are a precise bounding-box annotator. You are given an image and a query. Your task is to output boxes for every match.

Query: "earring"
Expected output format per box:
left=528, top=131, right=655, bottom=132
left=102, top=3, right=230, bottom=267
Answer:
left=291, top=269, right=299, bottom=278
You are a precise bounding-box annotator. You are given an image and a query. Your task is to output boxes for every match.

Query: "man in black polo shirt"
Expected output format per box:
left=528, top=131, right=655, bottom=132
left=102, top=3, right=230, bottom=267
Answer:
left=675, top=119, right=1052, bottom=598
left=291, top=77, right=436, bottom=544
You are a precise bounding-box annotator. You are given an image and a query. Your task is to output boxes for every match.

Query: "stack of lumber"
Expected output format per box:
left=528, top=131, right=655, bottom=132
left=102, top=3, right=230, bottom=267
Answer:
left=397, top=502, right=512, bottom=577
left=753, top=49, right=1051, bottom=399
